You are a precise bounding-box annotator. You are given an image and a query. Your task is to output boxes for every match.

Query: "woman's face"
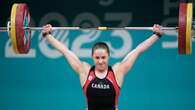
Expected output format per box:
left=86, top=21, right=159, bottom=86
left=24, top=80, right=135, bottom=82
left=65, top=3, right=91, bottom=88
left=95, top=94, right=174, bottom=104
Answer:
left=92, top=48, right=109, bottom=72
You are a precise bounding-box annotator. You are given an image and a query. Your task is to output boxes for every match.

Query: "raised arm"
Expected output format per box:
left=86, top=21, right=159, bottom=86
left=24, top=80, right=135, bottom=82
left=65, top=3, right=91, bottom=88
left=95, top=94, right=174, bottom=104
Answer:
left=42, top=24, right=90, bottom=75
left=113, top=24, right=163, bottom=78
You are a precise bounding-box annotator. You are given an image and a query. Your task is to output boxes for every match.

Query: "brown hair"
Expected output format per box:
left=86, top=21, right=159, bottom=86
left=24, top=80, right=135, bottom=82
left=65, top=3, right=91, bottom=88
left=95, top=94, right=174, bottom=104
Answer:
left=92, top=42, right=110, bottom=56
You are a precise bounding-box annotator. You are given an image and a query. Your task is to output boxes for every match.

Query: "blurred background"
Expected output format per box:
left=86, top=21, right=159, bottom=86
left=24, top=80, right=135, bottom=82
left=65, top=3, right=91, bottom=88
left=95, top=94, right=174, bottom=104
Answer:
left=0, top=0, right=195, bottom=110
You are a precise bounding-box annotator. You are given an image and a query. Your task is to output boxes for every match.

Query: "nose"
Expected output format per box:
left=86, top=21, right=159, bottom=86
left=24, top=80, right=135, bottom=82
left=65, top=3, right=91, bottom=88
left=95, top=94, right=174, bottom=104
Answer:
left=98, top=58, right=103, bottom=64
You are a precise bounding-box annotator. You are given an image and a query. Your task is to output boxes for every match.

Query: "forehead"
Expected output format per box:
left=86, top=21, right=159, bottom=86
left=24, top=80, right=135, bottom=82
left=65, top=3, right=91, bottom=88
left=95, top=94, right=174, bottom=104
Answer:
left=93, top=48, right=108, bottom=56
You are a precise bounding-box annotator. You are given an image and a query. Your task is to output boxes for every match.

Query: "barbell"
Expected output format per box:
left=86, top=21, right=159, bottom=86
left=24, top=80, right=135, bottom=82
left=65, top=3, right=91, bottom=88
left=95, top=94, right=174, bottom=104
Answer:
left=0, top=3, right=194, bottom=54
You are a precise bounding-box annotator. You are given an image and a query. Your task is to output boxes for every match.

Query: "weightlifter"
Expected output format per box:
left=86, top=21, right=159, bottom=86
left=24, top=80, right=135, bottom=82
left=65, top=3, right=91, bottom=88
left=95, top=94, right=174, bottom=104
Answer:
left=42, top=24, right=163, bottom=110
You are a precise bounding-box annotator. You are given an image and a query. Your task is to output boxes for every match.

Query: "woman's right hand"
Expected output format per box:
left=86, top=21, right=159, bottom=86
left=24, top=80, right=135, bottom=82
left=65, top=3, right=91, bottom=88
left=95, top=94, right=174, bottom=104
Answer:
left=42, top=24, right=52, bottom=37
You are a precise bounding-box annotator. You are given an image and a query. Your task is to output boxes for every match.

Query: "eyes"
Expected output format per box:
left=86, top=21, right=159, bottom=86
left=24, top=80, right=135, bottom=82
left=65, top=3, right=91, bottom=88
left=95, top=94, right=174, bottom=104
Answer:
left=95, top=56, right=106, bottom=60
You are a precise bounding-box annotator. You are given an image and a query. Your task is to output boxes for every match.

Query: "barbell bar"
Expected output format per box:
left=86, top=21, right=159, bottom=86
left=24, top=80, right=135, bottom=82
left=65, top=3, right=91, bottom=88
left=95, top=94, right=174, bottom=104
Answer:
left=0, top=26, right=179, bottom=31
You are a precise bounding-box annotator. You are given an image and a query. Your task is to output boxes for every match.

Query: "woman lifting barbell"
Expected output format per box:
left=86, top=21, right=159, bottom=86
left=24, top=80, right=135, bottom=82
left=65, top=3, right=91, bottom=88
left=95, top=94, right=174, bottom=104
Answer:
left=42, top=24, right=163, bottom=110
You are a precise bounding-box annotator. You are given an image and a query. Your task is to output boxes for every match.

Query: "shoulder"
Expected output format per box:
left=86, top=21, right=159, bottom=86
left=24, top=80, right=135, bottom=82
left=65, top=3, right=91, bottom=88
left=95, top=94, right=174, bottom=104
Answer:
left=79, top=63, right=93, bottom=87
left=112, top=62, right=121, bottom=73
left=76, top=61, right=91, bottom=76
left=82, top=61, right=91, bottom=68
left=80, top=61, right=91, bottom=74
left=111, top=63, right=124, bottom=87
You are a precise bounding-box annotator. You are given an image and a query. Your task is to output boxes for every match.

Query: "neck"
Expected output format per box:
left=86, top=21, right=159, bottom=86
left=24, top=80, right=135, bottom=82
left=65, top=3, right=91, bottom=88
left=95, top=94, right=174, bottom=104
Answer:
left=95, top=67, right=108, bottom=74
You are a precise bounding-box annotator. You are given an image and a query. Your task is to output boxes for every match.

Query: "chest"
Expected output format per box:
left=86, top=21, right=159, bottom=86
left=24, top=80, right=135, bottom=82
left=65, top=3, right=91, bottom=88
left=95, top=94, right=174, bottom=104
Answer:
left=86, top=78, right=116, bottom=97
